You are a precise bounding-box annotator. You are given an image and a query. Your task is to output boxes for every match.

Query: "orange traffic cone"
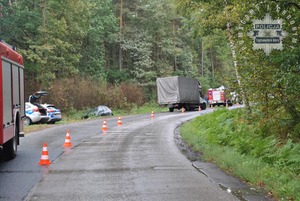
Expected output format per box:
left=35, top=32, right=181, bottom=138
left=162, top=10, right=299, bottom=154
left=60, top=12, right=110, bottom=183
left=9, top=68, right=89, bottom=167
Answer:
left=151, top=111, right=154, bottom=118
left=117, top=117, right=122, bottom=125
left=38, top=143, right=51, bottom=166
left=102, top=119, right=108, bottom=131
left=63, top=130, right=72, bottom=147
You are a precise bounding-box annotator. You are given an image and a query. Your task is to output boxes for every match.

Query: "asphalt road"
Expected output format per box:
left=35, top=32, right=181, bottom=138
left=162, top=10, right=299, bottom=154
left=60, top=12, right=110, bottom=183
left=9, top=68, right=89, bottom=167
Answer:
left=0, top=107, right=271, bottom=201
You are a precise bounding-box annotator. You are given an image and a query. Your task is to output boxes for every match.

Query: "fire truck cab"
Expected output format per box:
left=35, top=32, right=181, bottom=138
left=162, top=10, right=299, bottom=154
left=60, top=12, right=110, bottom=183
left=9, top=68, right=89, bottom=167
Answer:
left=0, top=40, right=25, bottom=160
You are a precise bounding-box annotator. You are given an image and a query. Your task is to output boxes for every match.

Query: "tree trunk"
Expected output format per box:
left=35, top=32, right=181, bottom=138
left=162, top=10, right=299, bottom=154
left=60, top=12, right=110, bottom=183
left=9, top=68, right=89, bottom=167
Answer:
left=41, top=0, right=47, bottom=87
left=210, top=47, right=214, bottom=81
left=223, top=0, right=251, bottom=113
left=201, top=40, right=204, bottom=76
left=173, top=20, right=177, bottom=72
left=42, top=0, right=46, bottom=44
left=119, top=0, right=123, bottom=71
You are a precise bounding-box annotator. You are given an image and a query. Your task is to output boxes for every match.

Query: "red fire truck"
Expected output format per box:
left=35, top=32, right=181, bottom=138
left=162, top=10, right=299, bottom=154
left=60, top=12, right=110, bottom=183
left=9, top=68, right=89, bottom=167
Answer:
left=0, top=40, right=25, bottom=160
left=207, top=87, right=232, bottom=108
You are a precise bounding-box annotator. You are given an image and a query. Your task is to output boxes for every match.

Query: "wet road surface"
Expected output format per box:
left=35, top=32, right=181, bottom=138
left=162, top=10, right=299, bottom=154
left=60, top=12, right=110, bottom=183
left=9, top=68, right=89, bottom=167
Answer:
left=1, top=107, right=272, bottom=201
left=24, top=110, right=239, bottom=201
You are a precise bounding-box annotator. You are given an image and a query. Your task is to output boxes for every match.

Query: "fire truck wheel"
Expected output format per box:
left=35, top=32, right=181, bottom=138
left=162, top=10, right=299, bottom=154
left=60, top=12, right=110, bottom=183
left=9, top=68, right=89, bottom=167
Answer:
left=3, top=127, right=18, bottom=160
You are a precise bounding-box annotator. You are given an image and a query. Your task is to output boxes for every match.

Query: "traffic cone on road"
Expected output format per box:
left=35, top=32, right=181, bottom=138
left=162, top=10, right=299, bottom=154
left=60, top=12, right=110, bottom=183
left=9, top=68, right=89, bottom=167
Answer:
left=38, top=143, right=51, bottom=166
left=102, top=119, right=108, bottom=131
left=151, top=111, right=154, bottom=118
left=117, top=117, right=123, bottom=125
left=63, top=130, right=72, bottom=148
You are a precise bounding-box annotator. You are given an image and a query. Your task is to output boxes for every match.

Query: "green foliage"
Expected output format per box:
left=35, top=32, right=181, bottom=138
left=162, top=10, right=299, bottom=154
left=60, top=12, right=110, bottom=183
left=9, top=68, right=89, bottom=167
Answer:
left=174, top=0, right=300, bottom=141
left=180, top=108, right=300, bottom=200
left=1, top=0, right=235, bottom=103
left=1, top=0, right=298, bottom=141
left=79, top=0, right=118, bottom=80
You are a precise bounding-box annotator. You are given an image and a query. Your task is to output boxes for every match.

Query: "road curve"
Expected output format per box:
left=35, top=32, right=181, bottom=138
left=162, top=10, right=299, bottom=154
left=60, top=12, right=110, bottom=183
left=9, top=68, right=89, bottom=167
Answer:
left=23, top=110, right=240, bottom=201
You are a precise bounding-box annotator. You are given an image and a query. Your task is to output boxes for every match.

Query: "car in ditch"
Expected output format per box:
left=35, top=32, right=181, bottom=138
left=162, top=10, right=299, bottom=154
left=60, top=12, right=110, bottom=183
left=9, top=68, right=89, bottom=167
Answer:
left=82, top=105, right=113, bottom=119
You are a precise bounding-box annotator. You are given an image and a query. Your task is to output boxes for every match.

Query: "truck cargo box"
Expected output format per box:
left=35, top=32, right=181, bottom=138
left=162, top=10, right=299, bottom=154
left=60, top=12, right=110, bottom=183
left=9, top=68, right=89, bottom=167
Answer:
left=157, top=76, right=200, bottom=104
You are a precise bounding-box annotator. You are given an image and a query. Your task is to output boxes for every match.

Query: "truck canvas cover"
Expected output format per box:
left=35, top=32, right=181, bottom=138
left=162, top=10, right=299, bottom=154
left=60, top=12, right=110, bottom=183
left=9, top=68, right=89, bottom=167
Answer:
left=157, top=76, right=200, bottom=104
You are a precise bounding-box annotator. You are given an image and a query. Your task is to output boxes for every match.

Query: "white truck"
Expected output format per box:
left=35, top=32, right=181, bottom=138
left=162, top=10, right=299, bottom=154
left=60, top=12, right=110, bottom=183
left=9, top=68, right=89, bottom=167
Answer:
left=157, top=76, right=207, bottom=112
left=0, top=40, right=25, bottom=160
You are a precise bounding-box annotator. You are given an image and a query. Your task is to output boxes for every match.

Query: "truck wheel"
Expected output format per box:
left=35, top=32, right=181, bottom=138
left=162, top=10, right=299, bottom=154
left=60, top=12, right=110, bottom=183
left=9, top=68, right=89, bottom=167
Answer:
left=185, top=105, right=190, bottom=111
left=169, top=108, right=174, bottom=112
left=201, top=103, right=206, bottom=110
left=3, top=126, right=18, bottom=160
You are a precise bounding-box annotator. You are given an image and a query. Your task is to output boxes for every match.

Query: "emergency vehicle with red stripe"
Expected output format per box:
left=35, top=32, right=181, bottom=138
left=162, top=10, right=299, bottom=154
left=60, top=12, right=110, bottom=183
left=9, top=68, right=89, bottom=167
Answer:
left=207, top=87, right=232, bottom=108
left=0, top=40, right=25, bottom=160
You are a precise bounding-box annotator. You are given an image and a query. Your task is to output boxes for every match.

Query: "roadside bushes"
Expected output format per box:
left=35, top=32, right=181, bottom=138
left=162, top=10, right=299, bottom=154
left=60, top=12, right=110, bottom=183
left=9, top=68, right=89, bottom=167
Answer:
left=25, top=76, right=145, bottom=111
left=180, top=108, right=300, bottom=200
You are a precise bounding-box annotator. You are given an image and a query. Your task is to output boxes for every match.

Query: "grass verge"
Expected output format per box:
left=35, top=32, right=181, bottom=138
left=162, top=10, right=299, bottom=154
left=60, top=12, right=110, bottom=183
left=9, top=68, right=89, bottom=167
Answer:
left=180, top=108, right=300, bottom=201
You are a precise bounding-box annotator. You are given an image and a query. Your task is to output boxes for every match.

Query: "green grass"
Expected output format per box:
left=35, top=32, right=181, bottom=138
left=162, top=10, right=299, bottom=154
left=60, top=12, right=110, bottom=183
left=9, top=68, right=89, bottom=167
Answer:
left=180, top=108, right=300, bottom=201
